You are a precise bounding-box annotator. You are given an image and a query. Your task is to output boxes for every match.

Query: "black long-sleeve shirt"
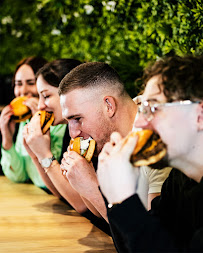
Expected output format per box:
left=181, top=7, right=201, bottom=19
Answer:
left=107, top=169, right=203, bottom=252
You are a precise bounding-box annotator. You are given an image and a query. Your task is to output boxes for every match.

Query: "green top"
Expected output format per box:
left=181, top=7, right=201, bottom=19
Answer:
left=1, top=121, right=67, bottom=188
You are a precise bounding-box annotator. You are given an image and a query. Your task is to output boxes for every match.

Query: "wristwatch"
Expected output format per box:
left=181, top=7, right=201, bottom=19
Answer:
left=41, top=156, right=56, bottom=168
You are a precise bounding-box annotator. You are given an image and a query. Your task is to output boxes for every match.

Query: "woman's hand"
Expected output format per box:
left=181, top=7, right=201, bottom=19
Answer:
left=23, top=97, right=39, bottom=116
left=23, top=112, right=52, bottom=162
left=0, top=105, right=16, bottom=150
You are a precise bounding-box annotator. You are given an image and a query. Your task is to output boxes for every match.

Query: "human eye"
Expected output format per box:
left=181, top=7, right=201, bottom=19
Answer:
left=15, top=81, right=22, bottom=86
left=26, top=80, right=36, bottom=86
left=75, top=117, right=81, bottom=122
left=42, top=93, right=50, bottom=99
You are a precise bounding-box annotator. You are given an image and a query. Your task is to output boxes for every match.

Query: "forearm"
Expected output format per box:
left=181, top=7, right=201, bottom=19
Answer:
left=31, top=157, right=62, bottom=198
left=108, top=194, right=177, bottom=252
left=82, top=187, right=109, bottom=222
left=46, top=163, right=88, bottom=214
left=2, top=137, right=13, bottom=150
left=1, top=145, right=28, bottom=182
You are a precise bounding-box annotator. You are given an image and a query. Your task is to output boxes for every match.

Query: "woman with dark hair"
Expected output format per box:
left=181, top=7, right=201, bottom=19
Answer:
left=23, top=59, right=88, bottom=213
left=0, top=56, right=48, bottom=188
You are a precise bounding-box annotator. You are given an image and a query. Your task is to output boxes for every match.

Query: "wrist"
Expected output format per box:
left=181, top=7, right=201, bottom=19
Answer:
left=107, top=188, right=136, bottom=208
left=40, top=155, right=57, bottom=171
left=44, top=159, right=58, bottom=174
left=2, top=140, right=13, bottom=150
left=37, top=151, right=53, bottom=162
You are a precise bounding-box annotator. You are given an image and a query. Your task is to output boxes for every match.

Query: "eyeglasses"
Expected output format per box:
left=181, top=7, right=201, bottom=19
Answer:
left=137, top=100, right=200, bottom=122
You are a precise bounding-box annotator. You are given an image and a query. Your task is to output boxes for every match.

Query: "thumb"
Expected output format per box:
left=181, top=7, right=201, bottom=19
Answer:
left=120, top=133, right=138, bottom=159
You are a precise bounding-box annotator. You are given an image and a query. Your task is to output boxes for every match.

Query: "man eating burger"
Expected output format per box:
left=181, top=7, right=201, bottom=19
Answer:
left=97, top=55, right=203, bottom=252
left=59, top=61, right=172, bottom=226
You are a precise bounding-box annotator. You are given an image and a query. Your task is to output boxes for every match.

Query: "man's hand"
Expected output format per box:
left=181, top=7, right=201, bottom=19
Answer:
left=97, top=131, right=140, bottom=205
left=61, top=147, right=98, bottom=200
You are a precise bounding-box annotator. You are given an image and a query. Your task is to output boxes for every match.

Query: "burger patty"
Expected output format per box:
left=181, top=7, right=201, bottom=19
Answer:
left=42, top=112, right=53, bottom=129
left=131, top=133, right=166, bottom=163
left=11, top=110, right=31, bottom=120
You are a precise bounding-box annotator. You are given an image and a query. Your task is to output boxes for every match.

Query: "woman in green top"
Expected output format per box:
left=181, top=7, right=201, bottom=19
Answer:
left=0, top=57, right=49, bottom=188
left=22, top=59, right=87, bottom=213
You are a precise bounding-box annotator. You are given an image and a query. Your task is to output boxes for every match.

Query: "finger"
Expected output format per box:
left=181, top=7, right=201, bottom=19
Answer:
left=1, top=105, right=13, bottom=115
left=22, top=124, right=29, bottom=137
left=25, top=100, right=39, bottom=115
left=61, top=157, right=71, bottom=167
left=98, top=150, right=109, bottom=163
left=67, top=150, right=81, bottom=160
left=29, top=112, right=42, bottom=133
left=63, top=151, right=69, bottom=160
left=120, top=134, right=138, bottom=159
left=60, top=163, right=67, bottom=172
left=110, top=132, right=122, bottom=146
left=101, top=142, right=114, bottom=155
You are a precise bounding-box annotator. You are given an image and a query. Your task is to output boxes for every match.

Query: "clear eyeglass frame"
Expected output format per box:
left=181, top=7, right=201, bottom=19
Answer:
left=137, top=99, right=200, bottom=122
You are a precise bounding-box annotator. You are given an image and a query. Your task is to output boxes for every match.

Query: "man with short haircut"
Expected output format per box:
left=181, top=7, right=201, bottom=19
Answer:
left=97, top=56, right=203, bottom=251
left=59, top=62, right=171, bottom=223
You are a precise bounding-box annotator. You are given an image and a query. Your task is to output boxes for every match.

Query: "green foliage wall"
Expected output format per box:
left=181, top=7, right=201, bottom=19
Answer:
left=0, top=0, right=202, bottom=97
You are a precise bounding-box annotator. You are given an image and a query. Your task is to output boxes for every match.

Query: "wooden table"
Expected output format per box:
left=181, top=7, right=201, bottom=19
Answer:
left=0, top=176, right=116, bottom=253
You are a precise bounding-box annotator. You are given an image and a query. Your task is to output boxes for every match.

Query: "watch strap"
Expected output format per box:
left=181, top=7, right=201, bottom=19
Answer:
left=44, top=157, right=57, bottom=174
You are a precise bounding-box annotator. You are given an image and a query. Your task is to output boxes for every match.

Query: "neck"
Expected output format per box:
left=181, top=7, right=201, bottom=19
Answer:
left=116, top=98, right=137, bottom=137
left=170, top=159, right=203, bottom=183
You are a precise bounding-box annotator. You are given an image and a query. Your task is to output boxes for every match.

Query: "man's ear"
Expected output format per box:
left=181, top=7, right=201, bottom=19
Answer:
left=103, top=96, right=116, bottom=118
left=197, top=102, right=203, bottom=131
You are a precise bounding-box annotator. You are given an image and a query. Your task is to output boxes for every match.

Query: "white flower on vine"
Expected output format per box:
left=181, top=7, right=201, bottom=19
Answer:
left=2, top=16, right=13, bottom=24
left=74, top=12, right=80, bottom=18
left=106, top=1, right=116, bottom=12
left=51, top=29, right=61, bottom=36
left=84, top=5, right=94, bottom=15
left=11, top=29, right=22, bottom=38
left=61, top=14, right=67, bottom=23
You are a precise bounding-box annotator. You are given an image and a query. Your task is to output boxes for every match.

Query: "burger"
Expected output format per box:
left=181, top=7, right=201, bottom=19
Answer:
left=37, top=110, right=55, bottom=134
left=69, top=137, right=96, bottom=162
left=10, top=96, right=32, bottom=122
left=129, top=129, right=167, bottom=169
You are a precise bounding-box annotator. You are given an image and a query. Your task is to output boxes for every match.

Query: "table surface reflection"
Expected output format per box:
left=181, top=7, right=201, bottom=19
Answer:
left=0, top=176, right=116, bottom=253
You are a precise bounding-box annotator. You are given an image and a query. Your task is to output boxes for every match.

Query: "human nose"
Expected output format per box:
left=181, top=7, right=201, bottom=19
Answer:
left=20, top=84, right=30, bottom=96
left=133, top=112, right=151, bottom=129
left=38, top=98, right=46, bottom=110
left=68, top=120, right=81, bottom=139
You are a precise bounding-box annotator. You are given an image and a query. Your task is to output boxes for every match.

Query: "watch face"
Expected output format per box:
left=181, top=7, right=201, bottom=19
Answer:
left=41, top=158, right=52, bottom=168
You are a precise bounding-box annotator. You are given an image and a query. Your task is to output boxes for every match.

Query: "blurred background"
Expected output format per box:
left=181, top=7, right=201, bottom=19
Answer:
left=0, top=0, right=203, bottom=104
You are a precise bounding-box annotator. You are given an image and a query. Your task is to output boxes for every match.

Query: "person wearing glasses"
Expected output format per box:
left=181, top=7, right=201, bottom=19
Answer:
left=97, top=55, right=203, bottom=252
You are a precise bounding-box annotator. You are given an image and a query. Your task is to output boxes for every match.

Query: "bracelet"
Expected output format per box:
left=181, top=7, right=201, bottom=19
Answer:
left=108, top=201, right=122, bottom=209
left=44, top=160, right=58, bottom=174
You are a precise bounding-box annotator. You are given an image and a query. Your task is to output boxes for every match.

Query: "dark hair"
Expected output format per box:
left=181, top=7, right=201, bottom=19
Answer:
left=12, top=56, right=47, bottom=86
left=143, top=55, right=203, bottom=102
left=58, top=62, right=126, bottom=96
left=36, top=59, right=82, bottom=88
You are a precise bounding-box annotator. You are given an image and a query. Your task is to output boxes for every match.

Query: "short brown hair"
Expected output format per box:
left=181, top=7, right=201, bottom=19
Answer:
left=58, top=62, right=126, bottom=97
left=143, top=55, right=203, bottom=102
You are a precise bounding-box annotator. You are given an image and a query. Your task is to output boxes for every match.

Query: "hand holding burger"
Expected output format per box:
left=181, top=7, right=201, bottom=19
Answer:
left=97, top=130, right=168, bottom=205
left=69, top=137, right=96, bottom=162
left=97, top=131, right=140, bottom=205
left=23, top=111, right=54, bottom=162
